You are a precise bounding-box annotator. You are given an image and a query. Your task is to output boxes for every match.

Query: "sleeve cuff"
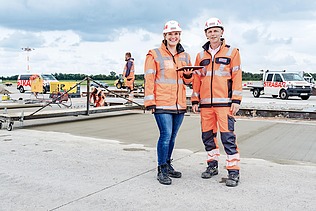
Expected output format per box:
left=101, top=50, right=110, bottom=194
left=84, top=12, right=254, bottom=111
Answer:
left=145, top=105, right=156, bottom=110
left=183, top=73, right=193, bottom=79
left=232, top=100, right=241, bottom=104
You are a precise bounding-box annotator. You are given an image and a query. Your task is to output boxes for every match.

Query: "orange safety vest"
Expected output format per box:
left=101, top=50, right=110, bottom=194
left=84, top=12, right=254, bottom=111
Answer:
left=191, top=39, right=242, bottom=107
left=123, top=58, right=135, bottom=89
left=144, top=43, right=192, bottom=112
left=123, top=58, right=135, bottom=79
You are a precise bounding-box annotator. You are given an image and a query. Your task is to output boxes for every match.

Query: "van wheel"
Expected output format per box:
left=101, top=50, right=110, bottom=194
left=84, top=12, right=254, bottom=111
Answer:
left=301, top=96, right=310, bottom=100
left=252, top=89, right=260, bottom=98
left=19, top=86, right=25, bottom=93
left=280, top=90, right=288, bottom=100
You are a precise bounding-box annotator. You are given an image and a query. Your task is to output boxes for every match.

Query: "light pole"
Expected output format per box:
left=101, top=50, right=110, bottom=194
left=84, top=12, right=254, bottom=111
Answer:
left=21, top=47, right=35, bottom=72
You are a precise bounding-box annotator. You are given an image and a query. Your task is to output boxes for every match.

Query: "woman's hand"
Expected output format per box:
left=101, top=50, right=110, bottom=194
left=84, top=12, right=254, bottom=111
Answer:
left=183, top=68, right=193, bottom=76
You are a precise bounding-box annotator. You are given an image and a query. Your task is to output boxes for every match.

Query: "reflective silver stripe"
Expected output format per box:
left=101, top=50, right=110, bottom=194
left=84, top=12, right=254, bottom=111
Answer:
left=226, top=160, right=239, bottom=167
left=192, top=92, right=199, bottom=97
left=205, top=71, right=213, bottom=77
left=200, top=98, right=232, bottom=103
left=154, top=48, right=174, bottom=81
left=232, top=65, right=240, bottom=72
left=194, top=71, right=202, bottom=76
left=145, top=69, right=156, bottom=75
left=179, top=53, right=190, bottom=64
left=144, top=95, right=155, bottom=101
left=199, top=51, right=204, bottom=59
left=227, top=153, right=240, bottom=161
left=155, top=78, right=183, bottom=85
left=232, top=90, right=243, bottom=96
left=207, top=149, right=220, bottom=161
left=218, top=46, right=234, bottom=75
left=156, top=104, right=186, bottom=109
left=214, top=69, right=231, bottom=77
left=226, top=46, right=234, bottom=57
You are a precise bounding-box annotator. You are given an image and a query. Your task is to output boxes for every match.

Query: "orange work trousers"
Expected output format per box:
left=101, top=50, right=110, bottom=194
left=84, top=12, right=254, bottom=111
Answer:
left=200, top=106, right=240, bottom=171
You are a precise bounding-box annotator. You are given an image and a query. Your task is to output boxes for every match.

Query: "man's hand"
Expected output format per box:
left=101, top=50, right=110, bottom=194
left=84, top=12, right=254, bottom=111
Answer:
left=192, top=104, right=199, bottom=113
left=230, top=103, right=240, bottom=116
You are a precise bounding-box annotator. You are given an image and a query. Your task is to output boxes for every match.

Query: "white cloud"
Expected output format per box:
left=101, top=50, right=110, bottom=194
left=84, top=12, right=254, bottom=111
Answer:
left=1, top=0, right=316, bottom=76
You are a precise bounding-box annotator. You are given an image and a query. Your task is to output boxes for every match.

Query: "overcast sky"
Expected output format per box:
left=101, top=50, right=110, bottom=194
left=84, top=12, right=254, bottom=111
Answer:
left=0, top=0, right=316, bottom=77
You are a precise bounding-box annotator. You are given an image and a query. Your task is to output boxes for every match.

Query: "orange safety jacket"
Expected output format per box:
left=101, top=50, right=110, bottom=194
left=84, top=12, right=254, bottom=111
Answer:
left=191, top=39, right=242, bottom=107
left=144, top=42, right=192, bottom=113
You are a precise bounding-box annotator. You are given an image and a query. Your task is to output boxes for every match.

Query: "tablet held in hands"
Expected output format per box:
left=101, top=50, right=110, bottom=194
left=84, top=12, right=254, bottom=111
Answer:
left=176, top=66, right=204, bottom=71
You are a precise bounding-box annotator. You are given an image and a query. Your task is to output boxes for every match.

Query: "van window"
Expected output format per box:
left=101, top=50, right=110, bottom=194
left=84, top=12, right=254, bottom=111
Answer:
left=282, top=73, right=304, bottom=81
left=274, top=74, right=283, bottom=82
left=266, top=74, right=273, bottom=81
left=42, top=74, right=57, bottom=80
left=20, top=75, right=31, bottom=80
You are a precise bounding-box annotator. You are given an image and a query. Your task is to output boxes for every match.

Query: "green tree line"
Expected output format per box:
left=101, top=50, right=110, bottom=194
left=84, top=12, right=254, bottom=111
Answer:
left=1, top=71, right=145, bottom=81
left=1, top=71, right=315, bottom=81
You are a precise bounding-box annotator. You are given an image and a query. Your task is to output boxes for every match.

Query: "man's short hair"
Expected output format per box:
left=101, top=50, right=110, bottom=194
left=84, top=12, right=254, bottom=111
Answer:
left=125, top=52, right=131, bottom=57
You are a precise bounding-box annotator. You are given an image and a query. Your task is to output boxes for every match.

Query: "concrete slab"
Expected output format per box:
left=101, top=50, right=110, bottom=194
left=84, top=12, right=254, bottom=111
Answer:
left=0, top=128, right=315, bottom=211
left=25, top=112, right=316, bottom=163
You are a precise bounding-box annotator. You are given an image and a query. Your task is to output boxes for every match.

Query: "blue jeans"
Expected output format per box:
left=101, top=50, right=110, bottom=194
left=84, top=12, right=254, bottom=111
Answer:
left=154, top=113, right=185, bottom=166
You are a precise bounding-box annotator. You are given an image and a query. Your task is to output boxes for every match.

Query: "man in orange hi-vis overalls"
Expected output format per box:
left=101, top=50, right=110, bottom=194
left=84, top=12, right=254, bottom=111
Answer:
left=191, top=17, right=242, bottom=187
left=123, top=52, right=135, bottom=105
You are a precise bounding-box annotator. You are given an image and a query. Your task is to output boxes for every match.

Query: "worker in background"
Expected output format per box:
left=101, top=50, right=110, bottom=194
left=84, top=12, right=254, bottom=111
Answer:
left=191, top=17, right=242, bottom=187
left=144, top=20, right=193, bottom=185
left=123, top=52, right=135, bottom=105
left=89, top=87, right=106, bottom=107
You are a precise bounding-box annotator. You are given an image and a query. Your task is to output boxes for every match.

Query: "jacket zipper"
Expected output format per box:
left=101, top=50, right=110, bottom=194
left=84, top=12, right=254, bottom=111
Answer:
left=205, top=50, right=215, bottom=106
left=172, top=54, right=180, bottom=113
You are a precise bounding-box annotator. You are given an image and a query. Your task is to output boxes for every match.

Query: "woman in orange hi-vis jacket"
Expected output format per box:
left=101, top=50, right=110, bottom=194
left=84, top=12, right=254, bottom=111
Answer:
left=144, top=20, right=193, bottom=185
left=191, top=17, right=242, bottom=187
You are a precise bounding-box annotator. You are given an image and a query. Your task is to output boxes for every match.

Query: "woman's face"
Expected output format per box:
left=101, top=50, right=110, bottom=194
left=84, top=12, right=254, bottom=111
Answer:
left=205, top=27, right=223, bottom=44
left=164, top=31, right=181, bottom=46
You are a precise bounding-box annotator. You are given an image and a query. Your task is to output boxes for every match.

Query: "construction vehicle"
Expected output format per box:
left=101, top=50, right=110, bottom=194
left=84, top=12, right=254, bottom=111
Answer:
left=114, top=74, right=144, bottom=92
left=247, top=70, right=313, bottom=100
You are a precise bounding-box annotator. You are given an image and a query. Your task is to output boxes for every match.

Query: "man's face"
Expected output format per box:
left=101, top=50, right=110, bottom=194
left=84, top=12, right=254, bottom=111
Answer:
left=205, top=27, right=223, bottom=44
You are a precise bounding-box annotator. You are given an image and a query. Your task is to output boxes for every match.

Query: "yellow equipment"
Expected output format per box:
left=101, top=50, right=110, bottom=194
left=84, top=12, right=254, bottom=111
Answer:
left=50, top=82, right=77, bottom=94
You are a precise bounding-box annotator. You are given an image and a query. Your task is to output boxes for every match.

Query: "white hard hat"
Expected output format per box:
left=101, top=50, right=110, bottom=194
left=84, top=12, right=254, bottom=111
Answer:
left=204, top=17, right=224, bottom=31
left=163, top=20, right=182, bottom=33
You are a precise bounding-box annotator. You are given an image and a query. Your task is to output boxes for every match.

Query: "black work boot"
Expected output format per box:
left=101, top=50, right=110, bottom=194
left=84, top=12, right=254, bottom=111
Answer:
left=157, top=164, right=172, bottom=185
left=167, top=160, right=182, bottom=178
left=201, top=161, right=218, bottom=179
left=226, top=171, right=240, bottom=187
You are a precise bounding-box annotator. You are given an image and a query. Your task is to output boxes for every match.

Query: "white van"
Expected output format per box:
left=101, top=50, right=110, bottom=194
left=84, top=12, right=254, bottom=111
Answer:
left=247, top=70, right=313, bottom=100
left=17, top=73, right=59, bottom=94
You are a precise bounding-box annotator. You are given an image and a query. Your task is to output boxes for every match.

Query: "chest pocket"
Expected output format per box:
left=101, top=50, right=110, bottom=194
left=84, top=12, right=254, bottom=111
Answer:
left=200, top=59, right=211, bottom=66
left=215, top=57, right=231, bottom=65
